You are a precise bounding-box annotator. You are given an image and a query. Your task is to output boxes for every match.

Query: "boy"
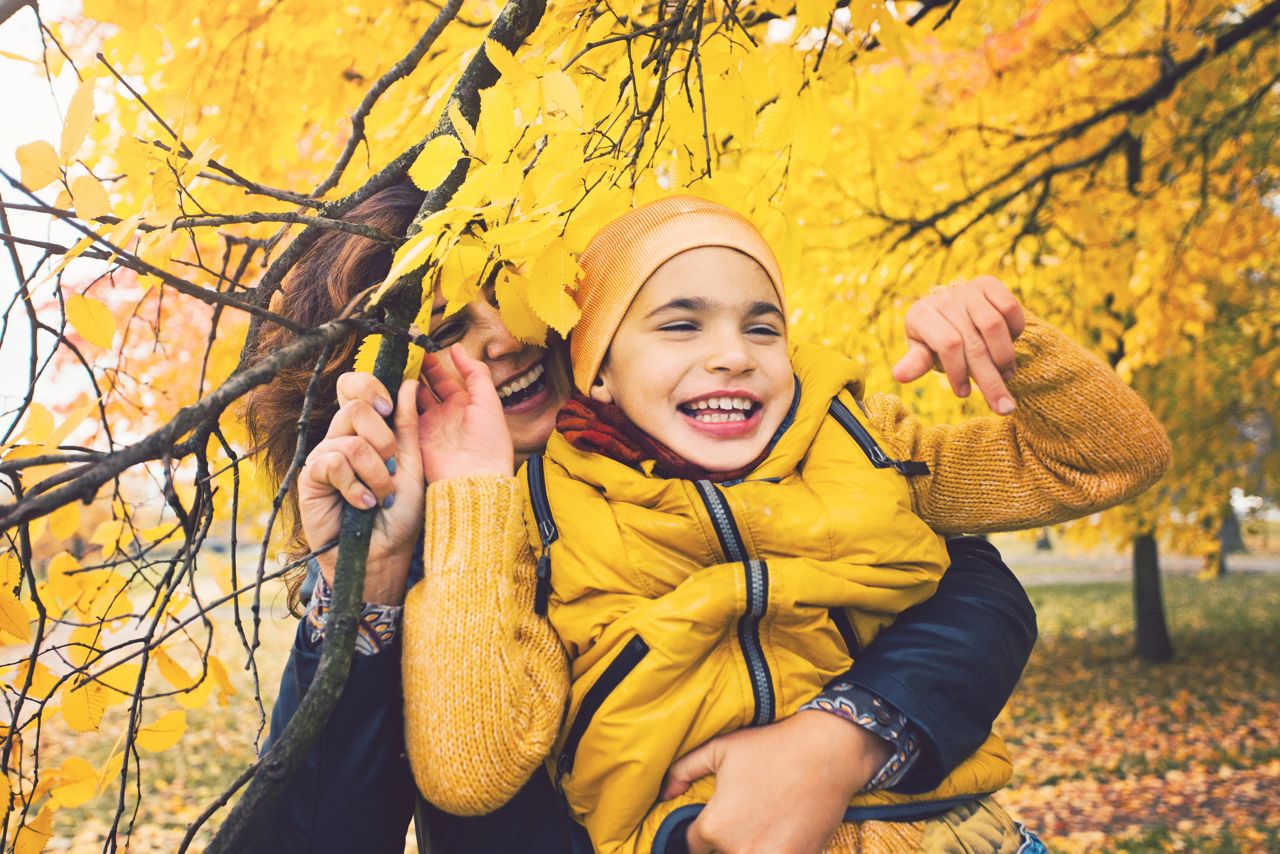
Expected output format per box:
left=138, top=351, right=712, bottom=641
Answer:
left=412, top=195, right=1167, bottom=852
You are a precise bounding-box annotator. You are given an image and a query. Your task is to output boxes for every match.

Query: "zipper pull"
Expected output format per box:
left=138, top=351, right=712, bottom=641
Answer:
left=534, top=548, right=552, bottom=616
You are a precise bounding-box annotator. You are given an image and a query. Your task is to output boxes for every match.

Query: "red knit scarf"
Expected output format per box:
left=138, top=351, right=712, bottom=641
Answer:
left=556, top=393, right=770, bottom=483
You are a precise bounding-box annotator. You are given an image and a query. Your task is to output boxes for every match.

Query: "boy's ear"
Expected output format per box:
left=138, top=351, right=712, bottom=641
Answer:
left=589, top=369, right=615, bottom=404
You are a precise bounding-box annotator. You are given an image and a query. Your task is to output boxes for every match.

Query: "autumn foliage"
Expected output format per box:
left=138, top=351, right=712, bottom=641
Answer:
left=1, top=0, right=1278, bottom=850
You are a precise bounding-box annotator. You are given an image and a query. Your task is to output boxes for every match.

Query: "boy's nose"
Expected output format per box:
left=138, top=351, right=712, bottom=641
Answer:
left=704, top=332, right=756, bottom=375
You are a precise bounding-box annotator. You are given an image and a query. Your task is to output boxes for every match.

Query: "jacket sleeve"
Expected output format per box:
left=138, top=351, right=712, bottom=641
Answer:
left=863, top=313, right=1172, bottom=535
left=844, top=536, right=1037, bottom=794
left=242, top=620, right=414, bottom=854
left=401, top=475, right=570, bottom=816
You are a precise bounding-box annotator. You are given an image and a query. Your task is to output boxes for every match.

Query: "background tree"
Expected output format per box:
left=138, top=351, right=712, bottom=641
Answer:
left=1, top=0, right=1278, bottom=848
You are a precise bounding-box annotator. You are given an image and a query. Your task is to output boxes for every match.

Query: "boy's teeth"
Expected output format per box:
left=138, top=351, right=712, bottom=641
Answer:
left=497, top=361, right=545, bottom=400
left=686, top=396, right=754, bottom=412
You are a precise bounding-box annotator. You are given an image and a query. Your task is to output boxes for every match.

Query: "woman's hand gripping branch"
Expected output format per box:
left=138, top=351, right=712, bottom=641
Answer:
left=298, top=374, right=426, bottom=606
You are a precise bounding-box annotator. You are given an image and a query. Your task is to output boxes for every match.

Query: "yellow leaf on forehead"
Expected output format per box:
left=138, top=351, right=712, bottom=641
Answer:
left=526, top=239, right=581, bottom=336
left=437, top=237, right=490, bottom=306
left=494, top=268, right=547, bottom=345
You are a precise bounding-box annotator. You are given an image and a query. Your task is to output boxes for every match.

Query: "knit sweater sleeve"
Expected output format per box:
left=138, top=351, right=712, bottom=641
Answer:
left=401, top=475, right=569, bottom=816
left=863, top=314, right=1172, bottom=535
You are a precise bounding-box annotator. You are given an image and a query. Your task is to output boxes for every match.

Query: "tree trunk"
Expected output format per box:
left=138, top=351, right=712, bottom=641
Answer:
left=1133, top=533, right=1174, bottom=662
left=1035, top=527, right=1053, bottom=551
left=1220, top=500, right=1245, bottom=555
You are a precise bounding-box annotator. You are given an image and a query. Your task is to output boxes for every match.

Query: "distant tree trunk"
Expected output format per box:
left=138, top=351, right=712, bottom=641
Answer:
left=1133, top=533, right=1174, bottom=662
left=1221, top=501, right=1245, bottom=555
left=1035, top=527, right=1053, bottom=551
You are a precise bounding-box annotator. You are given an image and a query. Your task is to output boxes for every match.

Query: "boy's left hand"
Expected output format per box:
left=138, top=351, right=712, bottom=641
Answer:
left=661, top=710, right=891, bottom=854
left=891, top=276, right=1026, bottom=416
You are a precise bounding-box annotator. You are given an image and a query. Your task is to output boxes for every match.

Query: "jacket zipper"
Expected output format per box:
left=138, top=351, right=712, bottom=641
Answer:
left=694, top=481, right=775, bottom=727
left=526, top=453, right=558, bottom=615
left=556, top=634, right=650, bottom=789
left=828, top=399, right=930, bottom=476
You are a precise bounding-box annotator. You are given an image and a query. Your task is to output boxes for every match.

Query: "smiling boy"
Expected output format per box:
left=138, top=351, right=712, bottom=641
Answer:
left=410, top=195, right=1166, bottom=853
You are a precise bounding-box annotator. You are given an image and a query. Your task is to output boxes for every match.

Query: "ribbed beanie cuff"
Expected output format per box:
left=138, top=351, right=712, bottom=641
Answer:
left=570, top=195, right=785, bottom=394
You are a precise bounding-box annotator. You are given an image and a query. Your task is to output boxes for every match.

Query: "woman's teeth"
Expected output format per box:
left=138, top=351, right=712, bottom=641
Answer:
left=682, top=397, right=756, bottom=422
left=497, top=361, right=545, bottom=402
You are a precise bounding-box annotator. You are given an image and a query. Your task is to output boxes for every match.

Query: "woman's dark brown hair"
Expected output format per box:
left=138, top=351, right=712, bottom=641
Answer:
left=241, top=181, right=425, bottom=611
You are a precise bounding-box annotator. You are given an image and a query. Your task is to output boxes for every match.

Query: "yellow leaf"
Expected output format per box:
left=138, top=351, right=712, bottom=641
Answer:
left=146, top=168, right=179, bottom=225
left=97, top=660, right=140, bottom=697
left=477, top=84, right=519, bottom=162
left=484, top=39, right=534, bottom=87
left=353, top=334, right=381, bottom=375
left=136, top=709, right=186, bottom=752
left=16, top=140, right=59, bottom=191
left=447, top=99, right=477, bottom=154
left=50, top=757, right=97, bottom=808
left=48, top=501, right=80, bottom=541
left=14, top=805, right=52, bottom=854
left=8, top=658, right=56, bottom=701
left=208, top=654, right=236, bottom=702
left=65, top=294, right=116, bottom=349
left=796, top=0, right=830, bottom=30
left=60, top=76, right=96, bottom=162
left=152, top=648, right=197, bottom=691
left=89, top=518, right=125, bottom=557
left=408, top=134, right=464, bottom=193
left=61, top=681, right=108, bottom=733
left=0, top=773, right=9, bottom=811
left=174, top=670, right=213, bottom=710
left=97, top=749, right=124, bottom=793
left=0, top=552, right=20, bottom=588
left=494, top=268, right=547, bottom=345
left=540, top=71, right=584, bottom=126
left=436, top=238, right=489, bottom=306
left=0, top=588, right=30, bottom=643
left=19, top=403, right=53, bottom=445
left=526, top=239, right=581, bottom=336
left=70, top=174, right=111, bottom=220
left=47, top=398, right=98, bottom=449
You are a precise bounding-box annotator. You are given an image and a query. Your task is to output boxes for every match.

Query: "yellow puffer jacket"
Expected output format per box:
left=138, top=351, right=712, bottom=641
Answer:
left=519, top=342, right=1013, bottom=854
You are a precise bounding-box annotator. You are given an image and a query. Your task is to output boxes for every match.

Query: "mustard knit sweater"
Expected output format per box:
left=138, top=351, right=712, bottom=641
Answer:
left=401, top=314, right=1172, bottom=816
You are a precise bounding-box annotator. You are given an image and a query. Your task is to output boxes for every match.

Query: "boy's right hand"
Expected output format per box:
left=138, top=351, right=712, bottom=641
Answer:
left=417, top=344, right=515, bottom=482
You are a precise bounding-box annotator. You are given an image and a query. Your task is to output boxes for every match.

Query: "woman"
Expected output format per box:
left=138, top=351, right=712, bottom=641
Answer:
left=241, top=181, right=1087, bottom=853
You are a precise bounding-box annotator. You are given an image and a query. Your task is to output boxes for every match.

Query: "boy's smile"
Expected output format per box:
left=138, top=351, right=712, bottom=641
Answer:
left=591, top=246, right=792, bottom=472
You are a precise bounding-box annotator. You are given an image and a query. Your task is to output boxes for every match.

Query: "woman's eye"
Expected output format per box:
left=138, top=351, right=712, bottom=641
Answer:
left=746, top=324, right=782, bottom=337
left=432, top=321, right=466, bottom=344
left=659, top=321, right=698, bottom=333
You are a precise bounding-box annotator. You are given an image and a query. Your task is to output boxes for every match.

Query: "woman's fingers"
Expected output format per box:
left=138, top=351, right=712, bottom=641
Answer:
left=420, top=349, right=466, bottom=405
left=890, top=339, right=936, bottom=384
left=324, top=398, right=397, bottom=458
left=393, top=378, right=423, bottom=479
left=304, top=436, right=396, bottom=509
left=448, top=343, right=501, bottom=407
left=335, top=371, right=394, bottom=416
left=977, top=275, right=1026, bottom=339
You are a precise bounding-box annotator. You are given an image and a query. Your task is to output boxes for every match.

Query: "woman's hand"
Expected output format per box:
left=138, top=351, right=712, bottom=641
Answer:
left=297, top=375, right=426, bottom=605
left=417, top=344, right=515, bottom=482
left=891, top=276, right=1026, bottom=415
left=661, top=710, right=892, bottom=854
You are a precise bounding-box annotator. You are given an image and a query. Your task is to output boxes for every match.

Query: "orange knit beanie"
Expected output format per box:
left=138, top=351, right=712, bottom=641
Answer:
left=569, top=195, right=786, bottom=394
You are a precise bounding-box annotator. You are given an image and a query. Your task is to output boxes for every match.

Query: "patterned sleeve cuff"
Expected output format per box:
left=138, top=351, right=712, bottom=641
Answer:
left=304, top=571, right=402, bottom=656
left=799, top=681, right=921, bottom=791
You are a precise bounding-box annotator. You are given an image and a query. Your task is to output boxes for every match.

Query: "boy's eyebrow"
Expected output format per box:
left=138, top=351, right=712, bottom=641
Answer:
left=644, top=297, right=714, bottom=317
left=746, top=301, right=785, bottom=320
